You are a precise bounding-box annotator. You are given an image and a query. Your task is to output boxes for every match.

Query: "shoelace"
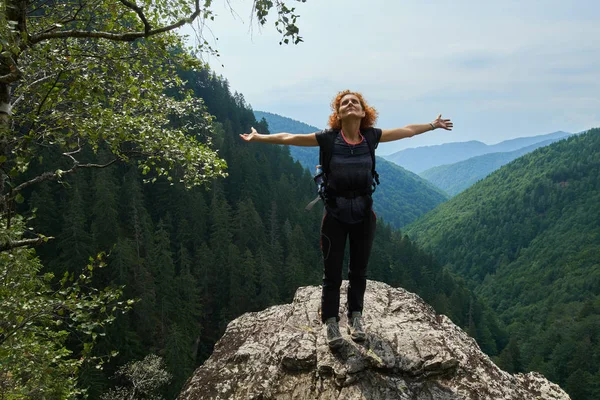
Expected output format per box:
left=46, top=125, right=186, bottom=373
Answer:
left=352, top=317, right=363, bottom=331
left=327, top=322, right=341, bottom=338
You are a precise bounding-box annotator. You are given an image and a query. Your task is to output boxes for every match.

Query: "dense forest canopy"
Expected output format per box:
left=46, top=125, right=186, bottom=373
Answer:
left=406, top=129, right=600, bottom=399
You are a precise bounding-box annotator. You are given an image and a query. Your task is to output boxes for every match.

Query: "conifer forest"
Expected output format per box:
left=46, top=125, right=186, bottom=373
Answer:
left=1, top=1, right=599, bottom=400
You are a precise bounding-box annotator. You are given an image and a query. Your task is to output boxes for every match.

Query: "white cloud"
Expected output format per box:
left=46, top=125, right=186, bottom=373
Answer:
left=181, top=0, right=600, bottom=148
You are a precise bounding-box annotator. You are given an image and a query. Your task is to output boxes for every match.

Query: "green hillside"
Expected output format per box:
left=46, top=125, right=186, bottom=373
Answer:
left=375, top=157, right=448, bottom=227
left=254, top=110, right=322, bottom=134
left=420, top=138, right=562, bottom=196
left=254, top=111, right=448, bottom=228
left=405, top=129, right=600, bottom=399
left=254, top=110, right=322, bottom=171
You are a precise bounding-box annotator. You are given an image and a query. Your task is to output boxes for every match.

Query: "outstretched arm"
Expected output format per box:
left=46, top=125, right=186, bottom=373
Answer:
left=239, top=127, right=318, bottom=146
left=380, top=114, right=453, bottom=143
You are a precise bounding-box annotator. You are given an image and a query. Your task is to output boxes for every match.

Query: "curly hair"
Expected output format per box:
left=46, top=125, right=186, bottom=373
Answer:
left=327, top=90, right=378, bottom=130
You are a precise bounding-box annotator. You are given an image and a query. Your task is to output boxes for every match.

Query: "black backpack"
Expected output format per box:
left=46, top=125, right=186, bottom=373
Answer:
left=305, top=128, right=380, bottom=211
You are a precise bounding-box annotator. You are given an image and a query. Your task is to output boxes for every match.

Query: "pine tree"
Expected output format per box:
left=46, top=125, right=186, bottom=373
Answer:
left=240, top=249, right=259, bottom=312
left=56, top=177, right=93, bottom=275
left=208, top=183, right=233, bottom=323
left=226, top=244, right=245, bottom=321
left=148, top=220, right=176, bottom=345
left=256, top=247, right=280, bottom=309
left=91, top=152, right=120, bottom=253
left=232, top=199, right=265, bottom=254
left=498, top=337, right=523, bottom=373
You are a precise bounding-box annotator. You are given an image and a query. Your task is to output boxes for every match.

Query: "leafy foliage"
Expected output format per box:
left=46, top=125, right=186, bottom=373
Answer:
left=100, top=355, right=171, bottom=400
left=0, top=216, right=130, bottom=399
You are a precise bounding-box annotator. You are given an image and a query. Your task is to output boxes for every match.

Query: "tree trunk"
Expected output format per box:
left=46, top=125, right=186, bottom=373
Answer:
left=1, top=0, right=26, bottom=127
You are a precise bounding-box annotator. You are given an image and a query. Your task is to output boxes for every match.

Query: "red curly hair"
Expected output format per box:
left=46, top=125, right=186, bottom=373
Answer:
left=327, top=90, right=378, bottom=130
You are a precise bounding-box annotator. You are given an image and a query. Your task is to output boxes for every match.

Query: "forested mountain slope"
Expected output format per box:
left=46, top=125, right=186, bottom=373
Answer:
left=19, top=69, right=504, bottom=398
left=254, top=110, right=322, bottom=134
left=405, top=129, right=600, bottom=400
left=254, top=111, right=448, bottom=228
left=420, top=138, right=563, bottom=196
left=384, top=131, right=572, bottom=173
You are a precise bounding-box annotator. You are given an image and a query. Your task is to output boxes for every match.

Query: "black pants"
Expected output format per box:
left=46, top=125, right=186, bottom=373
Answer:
left=320, top=210, right=377, bottom=323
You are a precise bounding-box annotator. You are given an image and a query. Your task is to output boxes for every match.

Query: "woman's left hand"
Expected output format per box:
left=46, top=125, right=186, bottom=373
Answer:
left=432, top=114, right=453, bottom=131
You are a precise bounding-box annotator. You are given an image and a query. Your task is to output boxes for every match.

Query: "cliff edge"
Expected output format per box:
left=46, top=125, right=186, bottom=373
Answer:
left=179, top=280, right=569, bottom=400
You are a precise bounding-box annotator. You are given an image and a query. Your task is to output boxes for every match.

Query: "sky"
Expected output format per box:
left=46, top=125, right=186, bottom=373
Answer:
left=181, top=0, right=600, bottom=154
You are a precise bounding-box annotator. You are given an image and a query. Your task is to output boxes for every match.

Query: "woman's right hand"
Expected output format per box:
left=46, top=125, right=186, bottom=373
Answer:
left=239, top=127, right=259, bottom=142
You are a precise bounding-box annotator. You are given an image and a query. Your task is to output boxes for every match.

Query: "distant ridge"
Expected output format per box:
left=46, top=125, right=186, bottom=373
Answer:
left=383, top=131, right=572, bottom=173
left=420, top=137, right=567, bottom=196
left=254, top=110, right=321, bottom=134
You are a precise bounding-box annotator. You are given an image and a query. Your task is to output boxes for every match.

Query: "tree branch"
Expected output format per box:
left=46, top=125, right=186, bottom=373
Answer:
left=11, top=157, right=118, bottom=193
left=11, top=74, right=56, bottom=109
left=29, top=0, right=200, bottom=45
left=0, top=236, right=51, bottom=252
left=119, top=0, right=151, bottom=35
left=36, top=70, right=63, bottom=116
left=0, top=308, right=49, bottom=345
left=35, top=0, right=87, bottom=36
left=0, top=56, right=24, bottom=84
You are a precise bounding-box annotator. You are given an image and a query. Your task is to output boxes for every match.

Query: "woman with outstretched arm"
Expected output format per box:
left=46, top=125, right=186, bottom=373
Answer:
left=240, top=90, right=453, bottom=350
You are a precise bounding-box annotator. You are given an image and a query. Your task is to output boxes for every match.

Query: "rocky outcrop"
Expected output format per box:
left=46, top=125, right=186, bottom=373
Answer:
left=179, top=281, right=570, bottom=400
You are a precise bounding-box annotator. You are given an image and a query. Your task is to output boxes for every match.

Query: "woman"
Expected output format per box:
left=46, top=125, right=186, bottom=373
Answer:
left=240, top=90, right=453, bottom=349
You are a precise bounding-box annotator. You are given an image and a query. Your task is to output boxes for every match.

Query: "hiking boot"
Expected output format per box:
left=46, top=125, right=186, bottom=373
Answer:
left=325, top=317, right=343, bottom=350
left=347, top=312, right=366, bottom=342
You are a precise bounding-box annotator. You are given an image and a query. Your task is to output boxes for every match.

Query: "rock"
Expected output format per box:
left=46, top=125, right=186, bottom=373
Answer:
left=179, top=281, right=570, bottom=400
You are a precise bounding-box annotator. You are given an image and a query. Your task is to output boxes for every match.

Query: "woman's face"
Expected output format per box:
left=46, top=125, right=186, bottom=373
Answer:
left=338, top=94, right=366, bottom=121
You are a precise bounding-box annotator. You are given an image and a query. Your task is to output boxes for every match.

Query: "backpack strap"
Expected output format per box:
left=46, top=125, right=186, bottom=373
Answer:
left=305, top=128, right=381, bottom=211
left=319, top=129, right=338, bottom=176
left=305, top=130, right=337, bottom=212
left=362, top=128, right=380, bottom=191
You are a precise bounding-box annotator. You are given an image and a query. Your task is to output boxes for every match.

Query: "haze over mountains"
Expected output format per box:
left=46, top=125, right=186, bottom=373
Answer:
left=420, top=138, right=565, bottom=196
left=382, top=131, right=573, bottom=174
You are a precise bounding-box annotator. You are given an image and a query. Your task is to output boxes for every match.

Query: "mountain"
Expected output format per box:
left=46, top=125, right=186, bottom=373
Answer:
left=405, top=129, right=600, bottom=399
left=254, top=110, right=322, bottom=169
left=374, top=157, right=448, bottom=227
left=15, top=70, right=506, bottom=399
left=254, top=111, right=448, bottom=228
left=383, top=131, right=572, bottom=173
left=180, top=281, right=569, bottom=400
left=420, top=137, right=567, bottom=196
left=254, top=110, right=322, bottom=134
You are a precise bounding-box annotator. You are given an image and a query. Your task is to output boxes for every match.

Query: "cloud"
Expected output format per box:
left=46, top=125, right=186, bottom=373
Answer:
left=181, top=0, right=600, bottom=147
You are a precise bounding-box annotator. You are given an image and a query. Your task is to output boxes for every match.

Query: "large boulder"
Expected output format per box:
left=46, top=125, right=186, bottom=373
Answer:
left=179, top=281, right=569, bottom=400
